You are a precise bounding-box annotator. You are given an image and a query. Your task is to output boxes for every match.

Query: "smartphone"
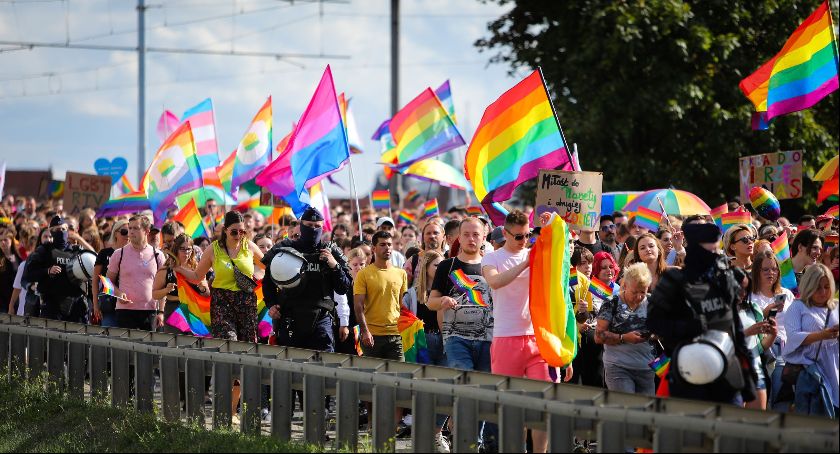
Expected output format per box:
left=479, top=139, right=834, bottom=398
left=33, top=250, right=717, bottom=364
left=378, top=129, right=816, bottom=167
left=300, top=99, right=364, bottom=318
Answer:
left=773, top=294, right=786, bottom=306
left=768, top=309, right=778, bottom=319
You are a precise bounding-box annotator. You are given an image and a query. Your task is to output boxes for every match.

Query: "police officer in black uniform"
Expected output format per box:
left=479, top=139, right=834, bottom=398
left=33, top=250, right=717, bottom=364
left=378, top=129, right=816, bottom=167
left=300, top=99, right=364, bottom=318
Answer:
left=647, top=222, right=757, bottom=404
left=23, top=216, right=89, bottom=322
left=262, top=207, right=352, bottom=352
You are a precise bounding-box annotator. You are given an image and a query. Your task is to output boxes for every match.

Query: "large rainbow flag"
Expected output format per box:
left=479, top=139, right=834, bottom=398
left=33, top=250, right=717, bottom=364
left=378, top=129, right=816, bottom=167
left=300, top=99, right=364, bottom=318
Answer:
left=172, top=198, right=210, bottom=239
left=231, top=97, right=273, bottom=194
left=398, top=307, right=428, bottom=363
left=435, top=79, right=457, bottom=123
left=140, top=121, right=203, bottom=223
left=389, top=88, right=465, bottom=168
left=465, top=69, right=573, bottom=224
left=529, top=213, right=578, bottom=368
left=166, top=273, right=212, bottom=337
left=98, top=190, right=150, bottom=217
left=739, top=1, right=839, bottom=129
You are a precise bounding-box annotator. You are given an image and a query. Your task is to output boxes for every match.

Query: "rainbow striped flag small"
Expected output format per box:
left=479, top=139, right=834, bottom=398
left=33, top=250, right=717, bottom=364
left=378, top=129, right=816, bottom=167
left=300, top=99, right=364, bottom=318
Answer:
left=173, top=198, right=210, bottom=239
left=824, top=234, right=838, bottom=249
left=588, top=276, right=614, bottom=301
left=353, top=325, right=363, bottom=356
left=398, top=210, right=416, bottom=225
left=465, top=205, right=483, bottom=216
left=100, top=276, right=118, bottom=297
left=710, top=204, right=728, bottom=227
left=772, top=231, right=799, bottom=291
left=649, top=354, right=670, bottom=378
left=405, top=189, right=421, bottom=203
left=372, top=189, right=390, bottom=210
left=449, top=269, right=488, bottom=307
left=634, top=206, right=662, bottom=232
left=721, top=211, right=751, bottom=233
left=423, top=198, right=439, bottom=218
left=569, top=267, right=579, bottom=287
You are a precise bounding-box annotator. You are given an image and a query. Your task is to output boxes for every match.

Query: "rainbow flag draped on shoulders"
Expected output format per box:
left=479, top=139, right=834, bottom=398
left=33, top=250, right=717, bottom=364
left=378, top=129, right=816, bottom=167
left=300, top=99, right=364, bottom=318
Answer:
left=529, top=213, right=578, bottom=368
left=141, top=121, right=203, bottom=224
left=398, top=307, right=429, bottom=363
left=166, top=273, right=211, bottom=337
left=739, top=1, right=839, bottom=129
left=465, top=69, right=573, bottom=225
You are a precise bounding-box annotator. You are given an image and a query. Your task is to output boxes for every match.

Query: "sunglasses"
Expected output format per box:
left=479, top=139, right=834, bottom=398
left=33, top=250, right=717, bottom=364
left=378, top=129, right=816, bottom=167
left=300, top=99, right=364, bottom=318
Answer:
left=228, top=229, right=247, bottom=237
left=119, top=228, right=129, bottom=236
left=600, top=224, right=616, bottom=231
left=178, top=247, right=193, bottom=253
left=764, top=235, right=778, bottom=242
left=505, top=228, right=531, bottom=241
left=736, top=236, right=756, bottom=245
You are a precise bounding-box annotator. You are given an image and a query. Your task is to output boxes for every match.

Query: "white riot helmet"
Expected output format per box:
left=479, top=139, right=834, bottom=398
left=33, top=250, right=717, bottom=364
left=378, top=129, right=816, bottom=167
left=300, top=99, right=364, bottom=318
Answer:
left=675, top=330, right=735, bottom=385
left=269, top=247, right=307, bottom=289
left=67, top=250, right=97, bottom=289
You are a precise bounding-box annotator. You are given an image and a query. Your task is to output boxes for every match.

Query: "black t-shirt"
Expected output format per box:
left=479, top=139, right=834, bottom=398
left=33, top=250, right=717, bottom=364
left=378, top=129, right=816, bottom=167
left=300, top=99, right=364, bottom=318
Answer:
left=95, top=247, right=115, bottom=277
left=431, top=257, right=494, bottom=341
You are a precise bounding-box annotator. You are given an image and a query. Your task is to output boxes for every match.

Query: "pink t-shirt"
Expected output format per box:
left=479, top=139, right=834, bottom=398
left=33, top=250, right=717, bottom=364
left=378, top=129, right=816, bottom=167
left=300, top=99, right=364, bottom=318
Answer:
left=108, top=244, right=165, bottom=311
left=482, top=247, right=533, bottom=337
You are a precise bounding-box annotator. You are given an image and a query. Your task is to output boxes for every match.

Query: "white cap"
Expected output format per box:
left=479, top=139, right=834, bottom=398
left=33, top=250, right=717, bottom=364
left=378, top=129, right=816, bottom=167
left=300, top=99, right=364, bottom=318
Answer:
left=376, top=217, right=395, bottom=228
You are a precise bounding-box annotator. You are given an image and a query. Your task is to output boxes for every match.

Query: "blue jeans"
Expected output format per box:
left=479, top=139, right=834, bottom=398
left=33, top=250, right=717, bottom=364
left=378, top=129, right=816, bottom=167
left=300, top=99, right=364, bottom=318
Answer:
left=445, top=336, right=497, bottom=449
left=100, top=312, right=119, bottom=328
left=604, top=363, right=655, bottom=395
left=424, top=331, right=447, bottom=366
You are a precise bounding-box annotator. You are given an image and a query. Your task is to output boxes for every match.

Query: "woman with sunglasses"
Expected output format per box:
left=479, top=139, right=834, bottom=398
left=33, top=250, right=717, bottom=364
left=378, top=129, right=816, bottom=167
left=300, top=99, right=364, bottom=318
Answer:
left=91, top=219, right=129, bottom=327
left=153, top=234, right=209, bottom=334
left=724, top=224, right=757, bottom=273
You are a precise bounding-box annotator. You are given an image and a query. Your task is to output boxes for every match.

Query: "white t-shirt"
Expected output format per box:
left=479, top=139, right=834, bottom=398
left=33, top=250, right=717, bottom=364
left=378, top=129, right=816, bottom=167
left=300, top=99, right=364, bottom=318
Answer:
left=334, top=292, right=350, bottom=327
left=13, top=259, right=26, bottom=316
left=749, top=288, right=795, bottom=347
left=482, top=247, right=533, bottom=337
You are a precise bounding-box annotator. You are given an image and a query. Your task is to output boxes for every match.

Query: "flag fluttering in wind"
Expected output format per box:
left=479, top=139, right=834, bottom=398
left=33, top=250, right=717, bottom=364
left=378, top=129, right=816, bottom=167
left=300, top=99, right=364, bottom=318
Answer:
left=181, top=98, right=220, bottom=171
left=389, top=88, right=465, bottom=168
left=435, top=79, right=457, bottom=123
left=399, top=307, right=429, bottom=363
left=772, top=231, right=799, bottom=292
left=156, top=110, right=180, bottom=144
left=140, top=122, right=203, bottom=223
left=173, top=198, right=210, bottom=239
left=231, top=97, right=273, bottom=194
left=338, top=93, right=365, bottom=154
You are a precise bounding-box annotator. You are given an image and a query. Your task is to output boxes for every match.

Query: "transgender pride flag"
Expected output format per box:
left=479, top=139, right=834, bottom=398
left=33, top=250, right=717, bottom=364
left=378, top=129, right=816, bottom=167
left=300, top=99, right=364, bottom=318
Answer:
left=181, top=98, right=220, bottom=171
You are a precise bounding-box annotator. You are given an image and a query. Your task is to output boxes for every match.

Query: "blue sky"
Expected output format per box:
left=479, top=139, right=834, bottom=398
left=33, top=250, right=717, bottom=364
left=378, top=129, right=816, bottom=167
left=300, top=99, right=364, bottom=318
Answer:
left=0, top=0, right=530, bottom=199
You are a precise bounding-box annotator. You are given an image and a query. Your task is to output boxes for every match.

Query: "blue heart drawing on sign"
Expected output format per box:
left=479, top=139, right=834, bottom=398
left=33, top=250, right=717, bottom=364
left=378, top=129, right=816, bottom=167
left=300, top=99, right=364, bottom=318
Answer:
left=93, top=157, right=128, bottom=184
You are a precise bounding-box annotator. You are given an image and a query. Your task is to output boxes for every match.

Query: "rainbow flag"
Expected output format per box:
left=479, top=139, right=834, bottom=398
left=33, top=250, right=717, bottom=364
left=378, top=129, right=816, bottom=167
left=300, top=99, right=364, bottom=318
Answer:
left=338, top=93, right=364, bottom=154
left=97, top=190, right=151, bottom=217
left=772, top=231, right=799, bottom=291
left=113, top=175, right=137, bottom=198
left=99, top=276, right=117, bottom=297
left=216, top=150, right=236, bottom=196
left=399, top=307, right=429, bottom=363
left=308, top=182, right=333, bottom=231
left=434, top=79, right=457, bottom=123
left=181, top=98, right=221, bottom=170
left=634, top=206, right=663, bottom=232
left=140, top=121, right=203, bottom=223
left=465, top=206, right=483, bottom=216
left=352, top=325, right=363, bottom=356
left=449, top=269, right=488, bottom=307
left=405, top=189, right=421, bottom=203
left=568, top=267, right=578, bottom=287
left=372, top=189, right=390, bottom=210
left=398, top=210, right=416, bottom=225
left=389, top=87, right=465, bottom=168
left=48, top=180, right=64, bottom=199
left=600, top=191, right=641, bottom=216
left=465, top=69, right=573, bottom=225
left=372, top=120, right=399, bottom=180
left=166, top=273, right=211, bottom=337
left=256, top=66, right=349, bottom=217
left=824, top=205, right=839, bottom=219
left=824, top=233, right=838, bottom=249
left=423, top=198, right=439, bottom=218
left=721, top=211, right=751, bottom=233
left=710, top=203, right=728, bottom=227
left=401, top=159, right=469, bottom=190
left=173, top=198, right=210, bottom=239
left=649, top=354, right=670, bottom=378
left=529, top=213, right=578, bottom=367
left=739, top=1, right=838, bottom=129
left=231, top=97, right=272, bottom=194
left=589, top=276, right=614, bottom=301
left=255, top=280, right=273, bottom=339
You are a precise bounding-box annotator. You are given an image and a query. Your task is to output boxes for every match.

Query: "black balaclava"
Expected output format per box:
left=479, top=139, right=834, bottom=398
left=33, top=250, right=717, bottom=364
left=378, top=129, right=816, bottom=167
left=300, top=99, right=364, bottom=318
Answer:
left=683, top=223, right=722, bottom=281
left=50, top=215, right=68, bottom=249
left=297, top=207, right=324, bottom=253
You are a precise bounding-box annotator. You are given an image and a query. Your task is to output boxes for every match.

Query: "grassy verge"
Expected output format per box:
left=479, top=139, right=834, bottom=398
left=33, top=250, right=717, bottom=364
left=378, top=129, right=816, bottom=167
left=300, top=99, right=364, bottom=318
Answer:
left=0, top=376, right=320, bottom=453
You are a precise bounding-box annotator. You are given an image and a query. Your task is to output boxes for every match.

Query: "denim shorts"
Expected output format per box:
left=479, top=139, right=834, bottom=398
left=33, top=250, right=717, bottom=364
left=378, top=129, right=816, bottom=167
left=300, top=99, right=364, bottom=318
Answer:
left=753, top=355, right=766, bottom=390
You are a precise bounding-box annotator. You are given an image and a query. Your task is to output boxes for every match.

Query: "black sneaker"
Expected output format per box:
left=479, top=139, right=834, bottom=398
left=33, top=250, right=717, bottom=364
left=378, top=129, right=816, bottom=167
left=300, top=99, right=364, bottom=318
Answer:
left=396, top=421, right=411, bottom=439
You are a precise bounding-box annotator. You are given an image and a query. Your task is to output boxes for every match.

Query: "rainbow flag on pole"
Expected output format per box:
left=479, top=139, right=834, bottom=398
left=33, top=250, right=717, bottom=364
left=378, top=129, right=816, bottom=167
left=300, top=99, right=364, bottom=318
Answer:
left=423, top=198, right=439, bottom=218
left=173, top=198, right=210, bottom=239
left=739, top=1, right=839, bottom=129
left=231, top=97, right=272, bottom=194
left=721, top=211, right=752, bottom=233
left=588, top=276, right=614, bottom=301
left=372, top=189, right=390, bottom=210
left=389, top=88, right=465, bottom=168
left=771, top=231, right=799, bottom=291
left=710, top=203, right=728, bottom=227
left=98, top=191, right=150, bottom=217
left=434, top=79, right=457, bottom=123
left=99, top=276, right=117, bottom=297
left=634, top=206, right=663, bottom=232
left=181, top=98, right=220, bottom=170
left=398, top=210, right=416, bottom=225
left=465, top=69, right=573, bottom=225
left=140, top=121, right=203, bottom=223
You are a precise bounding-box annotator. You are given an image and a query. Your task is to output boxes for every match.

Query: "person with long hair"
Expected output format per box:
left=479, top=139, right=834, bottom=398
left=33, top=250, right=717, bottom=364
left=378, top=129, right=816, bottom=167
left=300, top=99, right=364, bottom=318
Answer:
left=724, top=224, right=757, bottom=273
left=91, top=219, right=129, bottom=327
left=630, top=233, right=668, bottom=290
left=405, top=249, right=446, bottom=365
left=154, top=233, right=209, bottom=334
left=0, top=230, right=22, bottom=312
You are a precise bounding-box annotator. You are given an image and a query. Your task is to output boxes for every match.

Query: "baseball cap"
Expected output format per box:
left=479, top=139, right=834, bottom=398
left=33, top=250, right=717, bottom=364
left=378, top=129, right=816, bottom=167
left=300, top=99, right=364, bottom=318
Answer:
left=376, top=217, right=395, bottom=228
left=490, top=226, right=505, bottom=244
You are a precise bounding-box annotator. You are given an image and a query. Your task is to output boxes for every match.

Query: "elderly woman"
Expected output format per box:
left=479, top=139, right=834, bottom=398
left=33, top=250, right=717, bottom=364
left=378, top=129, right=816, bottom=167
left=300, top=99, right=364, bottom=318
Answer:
left=724, top=224, right=757, bottom=273
left=595, top=262, right=656, bottom=395
left=782, top=264, right=838, bottom=417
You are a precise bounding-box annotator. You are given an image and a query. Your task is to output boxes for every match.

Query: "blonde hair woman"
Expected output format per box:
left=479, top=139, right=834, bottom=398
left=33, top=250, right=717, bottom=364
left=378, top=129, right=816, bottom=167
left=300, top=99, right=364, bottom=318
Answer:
left=724, top=224, right=757, bottom=273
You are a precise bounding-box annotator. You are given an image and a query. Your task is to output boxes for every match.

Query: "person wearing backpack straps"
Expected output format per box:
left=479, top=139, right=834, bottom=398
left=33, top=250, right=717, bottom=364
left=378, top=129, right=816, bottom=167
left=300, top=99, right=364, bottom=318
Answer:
left=105, top=215, right=165, bottom=330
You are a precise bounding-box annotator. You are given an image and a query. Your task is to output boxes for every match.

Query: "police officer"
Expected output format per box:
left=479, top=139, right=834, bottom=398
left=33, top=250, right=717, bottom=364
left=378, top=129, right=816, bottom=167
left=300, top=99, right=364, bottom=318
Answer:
left=262, top=207, right=352, bottom=352
left=647, top=223, right=757, bottom=404
left=23, top=216, right=90, bottom=322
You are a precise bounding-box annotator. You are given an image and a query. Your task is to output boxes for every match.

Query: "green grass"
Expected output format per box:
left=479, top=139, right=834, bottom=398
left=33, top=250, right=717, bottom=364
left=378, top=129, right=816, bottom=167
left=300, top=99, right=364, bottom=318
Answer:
left=0, top=376, right=321, bottom=453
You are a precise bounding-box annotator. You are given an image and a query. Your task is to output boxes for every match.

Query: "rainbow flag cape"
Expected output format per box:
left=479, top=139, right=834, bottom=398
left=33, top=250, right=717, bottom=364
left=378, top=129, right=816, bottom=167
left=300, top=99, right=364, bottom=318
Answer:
left=173, top=198, right=210, bottom=239
left=588, top=276, right=614, bottom=301
left=398, top=210, right=416, bottom=225
left=97, top=190, right=151, bottom=217
left=434, top=79, right=457, bottom=123
left=465, top=69, right=573, bottom=225
left=449, top=269, right=489, bottom=307
left=256, top=66, right=349, bottom=217
left=710, top=203, right=728, bottom=227
left=140, top=121, right=203, bottom=223
left=739, top=1, right=839, bottom=129
left=529, top=213, right=578, bottom=367
left=398, top=307, right=429, bottom=363
left=231, top=97, right=272, bottom=194
left=372, top=189, right=390, bottom=210
left=423, top=198, right=439, bottom=218
left=166, top=273, right=211, bottom=337
left=634, top=206, right=662, bottom=232
left=720, top=211, right=751, bottom=233
left=353, top=325, right=362, bottom=356
left=771, top=231, right=799, bottom=291
left=338, top=93, right=365, bottom=154
left=181, top=98, right=221, bottom=170
left=389, top=88, right=465, bottom=168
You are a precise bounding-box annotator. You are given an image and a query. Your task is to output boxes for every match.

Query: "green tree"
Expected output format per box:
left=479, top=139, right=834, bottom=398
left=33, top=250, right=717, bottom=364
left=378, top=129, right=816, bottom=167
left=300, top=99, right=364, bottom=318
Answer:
left=476, top=0, right=838, bottom=210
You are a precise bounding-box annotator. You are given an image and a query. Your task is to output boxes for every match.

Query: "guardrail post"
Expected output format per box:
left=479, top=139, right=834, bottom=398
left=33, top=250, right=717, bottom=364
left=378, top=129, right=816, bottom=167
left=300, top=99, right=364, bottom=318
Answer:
left=46, top=337, right=65, bottom=390
left=0, top=330, right=9, bottom=375
left=654, top=427, right=682, bottom=453
left=597, top=419, right=626, bottom=453
left=160, top=355, right=180, bottom=422
left=303, top=367, right=326, bottom=445
left=271, top=369, right=293, bottom=442
left=499, top=397, right=525, bottom=453
left=89, top=344, right=108, bottom=400
left=111, top=347, right=130, bottom=407
left=411, top=390, right=436, bottom=453
left=241, top=364, right=262, bottom=435
left=453, top=396, right=479, bottom=453
left=547, top=413, right=575, bottom=452
left=134, top=351, right=155, bottom=413
left=28, top=334, right=45, bottom=379
left=212, top=362, right=232, bottom=429
left=336, top=375, right=359, bottom=451
left=185, top=357, right=205, bottom=424
left=67, top=341, right=86, bottom=399
left=372, top=381, right=397, bottom=453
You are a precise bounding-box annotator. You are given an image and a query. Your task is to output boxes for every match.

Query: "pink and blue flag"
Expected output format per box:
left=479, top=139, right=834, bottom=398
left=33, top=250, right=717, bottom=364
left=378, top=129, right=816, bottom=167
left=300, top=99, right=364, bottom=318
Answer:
left=256, top=66, right=349, bottom=216
left=181, top=99, right=220, bottom=171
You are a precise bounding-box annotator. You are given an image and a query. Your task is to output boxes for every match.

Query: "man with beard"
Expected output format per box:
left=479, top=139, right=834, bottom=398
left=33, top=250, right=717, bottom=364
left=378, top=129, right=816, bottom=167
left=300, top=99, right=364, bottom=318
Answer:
left=263, top=207, right=352, bottom=352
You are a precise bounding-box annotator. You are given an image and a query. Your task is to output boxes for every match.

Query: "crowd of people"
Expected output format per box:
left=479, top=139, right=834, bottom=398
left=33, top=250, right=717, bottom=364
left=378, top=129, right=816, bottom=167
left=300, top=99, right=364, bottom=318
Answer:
left=1, top=192, right=838, bottom=453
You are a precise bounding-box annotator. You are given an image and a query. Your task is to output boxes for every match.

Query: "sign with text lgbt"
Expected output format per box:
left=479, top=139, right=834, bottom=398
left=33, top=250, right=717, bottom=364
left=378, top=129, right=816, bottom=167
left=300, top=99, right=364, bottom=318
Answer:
left=738, top=150, right=803, bottom=201
left=535, top=170, right=602, bottom=231
left=63, top=171, right=112, bottom=216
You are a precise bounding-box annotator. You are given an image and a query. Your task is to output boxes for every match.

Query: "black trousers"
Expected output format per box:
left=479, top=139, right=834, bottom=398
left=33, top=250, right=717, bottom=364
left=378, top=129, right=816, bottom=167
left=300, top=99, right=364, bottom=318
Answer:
left=116, top=309, right=155, bottom=331
left=572, top=330, right=605, bottom=388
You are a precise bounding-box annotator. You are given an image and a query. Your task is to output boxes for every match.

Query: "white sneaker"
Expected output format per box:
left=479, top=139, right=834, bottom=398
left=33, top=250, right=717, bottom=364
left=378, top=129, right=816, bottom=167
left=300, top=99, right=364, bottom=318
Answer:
left=434, top=432, right=451, bottom=453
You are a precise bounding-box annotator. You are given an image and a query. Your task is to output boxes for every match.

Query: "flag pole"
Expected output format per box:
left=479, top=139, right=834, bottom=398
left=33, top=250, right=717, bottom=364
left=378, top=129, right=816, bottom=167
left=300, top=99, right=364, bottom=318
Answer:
left=347, top=156, right=364, bottom=237
left=537, top=66, right=575, bottom=167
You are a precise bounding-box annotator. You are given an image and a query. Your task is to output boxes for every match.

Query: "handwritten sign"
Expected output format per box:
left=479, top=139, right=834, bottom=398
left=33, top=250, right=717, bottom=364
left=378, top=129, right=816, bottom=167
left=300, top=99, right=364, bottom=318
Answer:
left=63, top=171, right=112, bottom=216
left=738, top=150, right=803, bottom=201
left=535, top=170, right=603, bottom=231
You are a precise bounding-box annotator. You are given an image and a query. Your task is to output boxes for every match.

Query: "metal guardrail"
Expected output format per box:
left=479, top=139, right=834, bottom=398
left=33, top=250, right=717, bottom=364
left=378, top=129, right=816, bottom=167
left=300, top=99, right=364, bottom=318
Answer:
left=0, top=314, right=837, bottom=453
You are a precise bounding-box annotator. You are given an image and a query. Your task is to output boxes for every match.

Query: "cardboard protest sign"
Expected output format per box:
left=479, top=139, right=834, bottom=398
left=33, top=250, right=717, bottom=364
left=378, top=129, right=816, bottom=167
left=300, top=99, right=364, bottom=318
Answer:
left=739, top=151, right=803, bottom=201
left=535, top=170, right=603, bottom=230
left=63, top=171, right=112, bottom=216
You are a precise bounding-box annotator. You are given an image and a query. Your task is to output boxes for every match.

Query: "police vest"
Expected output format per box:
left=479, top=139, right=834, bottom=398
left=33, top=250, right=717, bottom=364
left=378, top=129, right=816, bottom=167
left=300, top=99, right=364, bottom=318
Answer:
left=47, top=246, right=84, bottom=299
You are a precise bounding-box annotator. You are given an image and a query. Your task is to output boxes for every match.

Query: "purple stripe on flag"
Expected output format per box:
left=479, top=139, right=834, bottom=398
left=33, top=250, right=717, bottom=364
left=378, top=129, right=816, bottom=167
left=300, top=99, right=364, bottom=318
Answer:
left=767, top=76, right=838, bottom=120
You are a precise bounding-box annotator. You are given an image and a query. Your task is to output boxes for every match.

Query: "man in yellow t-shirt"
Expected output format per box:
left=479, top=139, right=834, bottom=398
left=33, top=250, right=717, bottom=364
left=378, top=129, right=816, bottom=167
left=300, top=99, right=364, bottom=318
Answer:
left=354, top=230, right=407, bottom=361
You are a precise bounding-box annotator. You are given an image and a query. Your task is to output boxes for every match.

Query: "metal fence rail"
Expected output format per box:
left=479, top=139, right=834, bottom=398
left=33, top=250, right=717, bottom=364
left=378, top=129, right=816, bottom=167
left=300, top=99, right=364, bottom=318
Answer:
left=0, top=314, right=837, bottom=453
